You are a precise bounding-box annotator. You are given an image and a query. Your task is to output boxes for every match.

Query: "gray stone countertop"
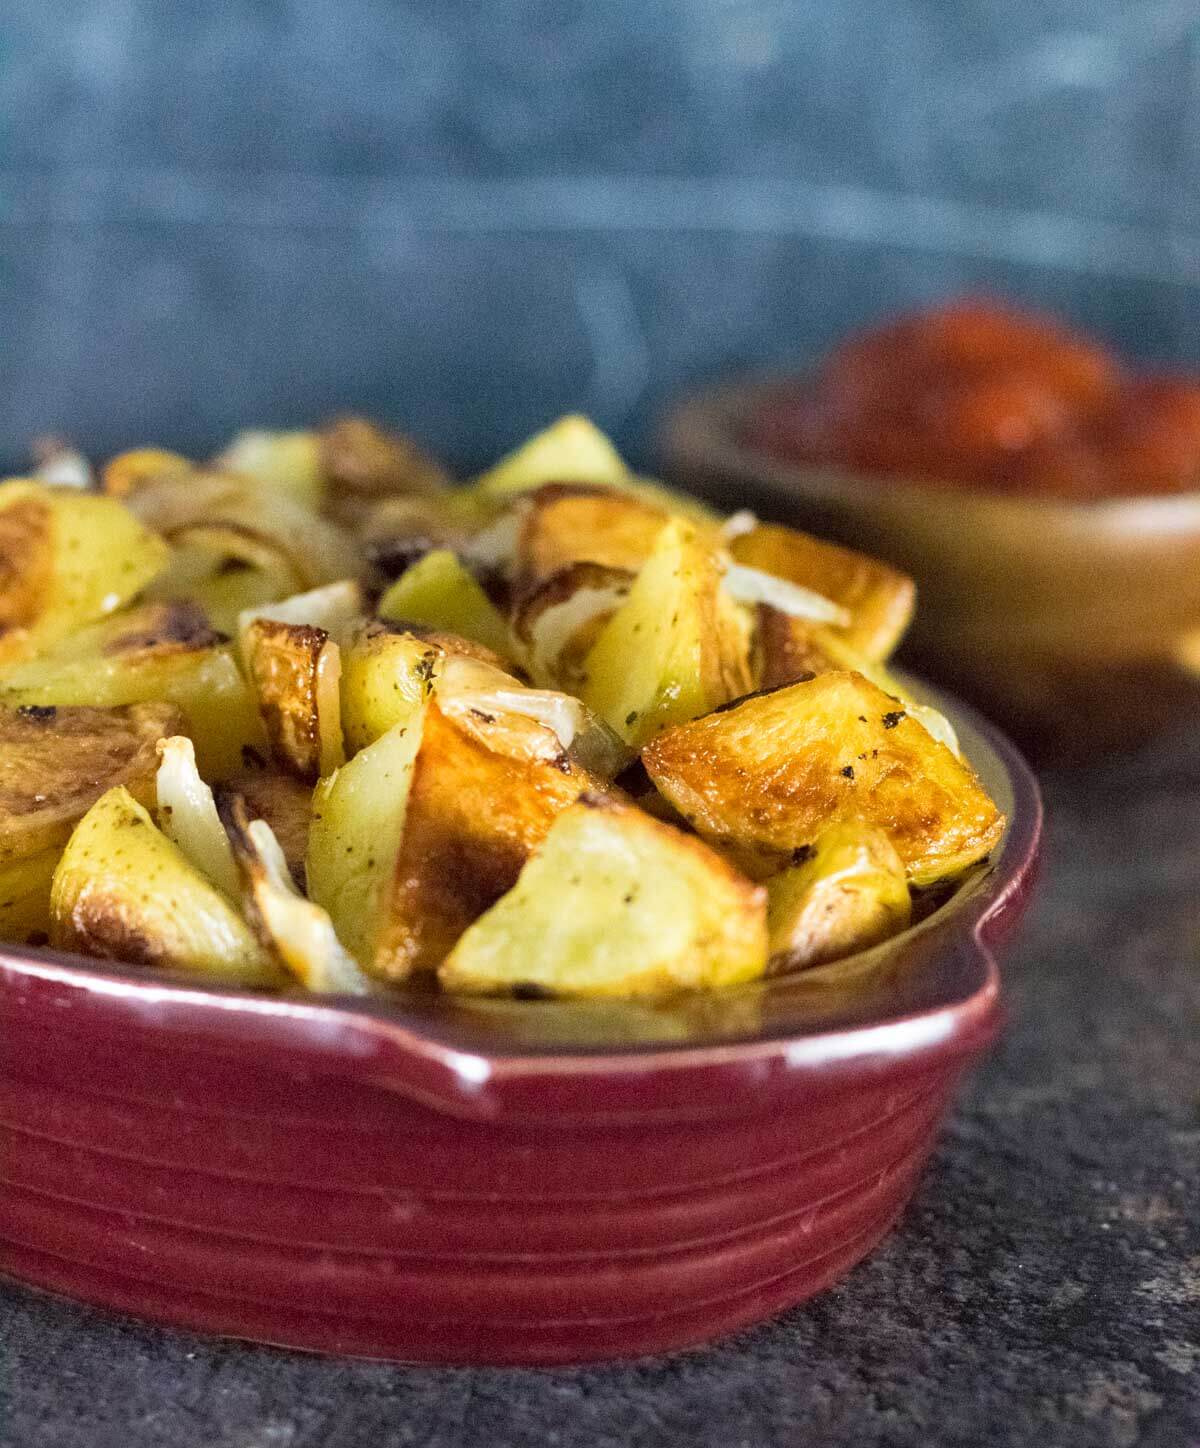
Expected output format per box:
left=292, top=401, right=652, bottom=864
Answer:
left=1, top=734, right=1198, bottom=1448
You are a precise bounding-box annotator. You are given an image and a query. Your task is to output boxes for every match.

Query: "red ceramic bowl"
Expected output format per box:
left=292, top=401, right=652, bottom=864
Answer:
left=0, top=687, right=1040, bottom=1366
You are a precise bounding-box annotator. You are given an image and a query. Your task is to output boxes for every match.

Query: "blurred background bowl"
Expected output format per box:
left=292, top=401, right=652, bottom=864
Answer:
left=661, top=375, right=1200, bottom=758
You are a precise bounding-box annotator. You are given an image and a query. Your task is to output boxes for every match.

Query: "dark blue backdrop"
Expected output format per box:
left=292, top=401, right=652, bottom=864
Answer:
left=3, top=1, right=1199, bottom=469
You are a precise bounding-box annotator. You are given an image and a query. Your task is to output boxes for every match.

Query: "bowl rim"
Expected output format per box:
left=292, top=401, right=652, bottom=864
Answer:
left=663, top=372, right=1200, bottom=525
left=0, top=684, right=1042, bottom=1123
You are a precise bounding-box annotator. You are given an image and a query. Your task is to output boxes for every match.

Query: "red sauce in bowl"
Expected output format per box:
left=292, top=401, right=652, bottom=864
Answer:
left=746, top=299, right=1200, bottom=499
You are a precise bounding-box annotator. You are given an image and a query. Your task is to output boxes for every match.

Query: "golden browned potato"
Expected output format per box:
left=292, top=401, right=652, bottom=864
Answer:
left=581, top=519, right=752, bottom=746
left=0, top=701, right=184, bottom=868
left=102, top=448, right=192, bottom=499
left=515, top=484, right=670, bottom=585
left=0, top=481, right=170, bottom=659
left=0, top=848, right=60, bottom=942
left=377, top=549, right=513, bottom=658
left=242, top=618, right=345, bottom=782
left=642, top=671, right=1005, bottom=887
left=50, top=786, right=282, bottom=985
left=308, top=700, right=611, bottom=982
left=731, top=522, right=914, bottom=661
left=439, top=794, right=768, bottom=998
left=765, top=822, right=911, bottom=973
left=215, top=429, right=326, bottom=511
left=0, top=601, right=266, bottom=778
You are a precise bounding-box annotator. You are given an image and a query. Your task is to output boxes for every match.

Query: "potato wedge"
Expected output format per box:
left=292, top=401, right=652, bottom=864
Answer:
left=377, top=549, right=512, bottom=658
left=216, top=429, right=325, bottom=512
left=242, top=619, right=344, bottom=782
left=642, top=671, right=1005, bottom=887
left=581, top=519, right=752, bottom=746
left=0, top=602, right=266, bottom=779
left=50, top=786, right=281, bottom=985
left=731, top=522, right=914, bottom=661
left=439, top=794, right=768, bottom=998
left=0, top=481, right=169, bottom=656
left=766, top=823, right=911, bottom=973
left=319, top=415, right=451, bottom=505
left=102, top=447, right=192, bottom=499
left=0, top=848, right=60, bottom=942
left=309, top=700, right=610, bottom=981
left=149, top=531, right=300, bottom=634
left=220, top=794, right=371, bottom=994
left=472, top=415, right=630, bottom=498
left=213, top=766, right=312, bottom=888
left=0, top=701, right=184, bottom=867
left=516, top=484, right=671, bottom=585
left=306, top=712, right=427, bottom=971
left=357, top=496, right=470, bottom=580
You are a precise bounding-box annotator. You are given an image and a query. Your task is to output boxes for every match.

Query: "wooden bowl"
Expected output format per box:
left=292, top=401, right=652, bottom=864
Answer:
left=0, top=687, right=1040, bottom=1366
left=660, top=377, right=1200, bottom=756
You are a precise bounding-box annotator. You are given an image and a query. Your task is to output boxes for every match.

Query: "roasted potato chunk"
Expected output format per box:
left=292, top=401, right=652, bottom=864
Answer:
left=643, top=671, right=1005, bottom=887
left=309, top=701, right=611, bottom=981
left=731, top=523, right=914, bottom=661
left=472, top=414, right=630, bottom=498
left=377, top=550, right=513, bottom=659
left=0, top=701, right=183, bottom=867
left=319, top=415, right=451, bottom=506
left=0, top=848, right=60, bottom=942
left=339, top=620, right=508, bottom=752
left=0, top=481, right=169, bottom=657
left=766, top=823, right=911, bottom=973
left=50, top=786, right=281, bottom=985
left=242, top=618, right=344, bottom=782
left=215, top=429, right=325, bottom=512
left=581, top=519, right=752, bottom=746
left=102, top=447, right=192, bottom=499
left=0, top=601, right=266, bottom=779
left=439, top=794, right=768, bottom=998
left=516, top=484, right=670, bottom=585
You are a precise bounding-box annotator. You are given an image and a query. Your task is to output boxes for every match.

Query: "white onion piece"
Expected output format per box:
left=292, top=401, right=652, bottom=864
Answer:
left=521, top=580, right=629, bottom=686
left=719, top=509, right=758, bottom=542
left=463, top=508, right=523, bottom=571
left=34, top=446, right=94, bottom=490
left=155, top=735, right=240, bottom=899
left=243, top=820, right=372, bottom=994
left=907, top=702, right=962, bottom=759
left=722, top=561, right=850, bottom=628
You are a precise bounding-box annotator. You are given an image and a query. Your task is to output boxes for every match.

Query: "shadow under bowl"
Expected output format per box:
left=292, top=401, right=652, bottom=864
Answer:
left=0, top=687, right=1041, bottom=1366
left=660, top=376, right=1200, bottom=758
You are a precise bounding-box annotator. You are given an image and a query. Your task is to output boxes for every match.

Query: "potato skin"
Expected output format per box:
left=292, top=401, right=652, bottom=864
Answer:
left=0, top=701, right=184, bottom=866
left=643, top=670, right=1005, bottom=887
left=243, top=618, right=343, bottom=782
left=214, top=768, right=312, bottom=888
left=0, top=494, right=53, bottom=634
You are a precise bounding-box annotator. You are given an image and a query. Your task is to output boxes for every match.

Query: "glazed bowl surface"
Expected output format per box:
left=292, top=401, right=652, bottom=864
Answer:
left=0, top=684, right=1040, bottom=1365
left=661, top=376, right=1200, bottom=756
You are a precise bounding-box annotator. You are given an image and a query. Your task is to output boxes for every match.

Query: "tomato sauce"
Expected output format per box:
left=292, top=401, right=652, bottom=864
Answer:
left=746, top=299, right=1200, bottom=499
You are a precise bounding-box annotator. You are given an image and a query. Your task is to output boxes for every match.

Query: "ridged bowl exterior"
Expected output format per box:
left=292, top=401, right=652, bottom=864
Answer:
left=0, top=711, right=1040, bottom=1365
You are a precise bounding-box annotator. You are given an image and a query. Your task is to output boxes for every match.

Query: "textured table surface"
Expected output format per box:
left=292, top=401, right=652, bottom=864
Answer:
left=1, top=733, right=1197, bottom=1448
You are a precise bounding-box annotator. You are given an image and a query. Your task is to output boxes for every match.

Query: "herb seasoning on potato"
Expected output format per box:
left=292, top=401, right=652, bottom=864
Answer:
left=0, top=414, right=1004, bottom=998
